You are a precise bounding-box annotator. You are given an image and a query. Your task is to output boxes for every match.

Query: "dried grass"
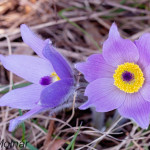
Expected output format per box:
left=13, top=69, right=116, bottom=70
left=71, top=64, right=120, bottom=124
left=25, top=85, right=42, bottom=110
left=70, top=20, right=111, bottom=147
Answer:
left=0, top=0, right=150, bottom=149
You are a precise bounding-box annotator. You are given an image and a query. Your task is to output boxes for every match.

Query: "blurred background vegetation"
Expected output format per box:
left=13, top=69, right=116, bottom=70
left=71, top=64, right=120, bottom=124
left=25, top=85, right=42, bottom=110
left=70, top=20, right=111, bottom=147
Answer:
left=0, top=0, right=150, bottom=149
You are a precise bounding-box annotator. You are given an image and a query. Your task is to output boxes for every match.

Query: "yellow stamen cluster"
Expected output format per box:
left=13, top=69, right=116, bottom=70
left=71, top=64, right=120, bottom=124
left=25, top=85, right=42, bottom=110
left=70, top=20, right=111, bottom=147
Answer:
left=50, top=72, right=60, bottom=82
left=113, top=62, right=144, bottom=93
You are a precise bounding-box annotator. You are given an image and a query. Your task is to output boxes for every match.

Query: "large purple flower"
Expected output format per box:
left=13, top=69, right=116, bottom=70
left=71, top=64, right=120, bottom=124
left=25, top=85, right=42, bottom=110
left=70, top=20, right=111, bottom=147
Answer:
left=76, top=23, right=150, bottom=129
left=0, top=24, right=74, bottom=131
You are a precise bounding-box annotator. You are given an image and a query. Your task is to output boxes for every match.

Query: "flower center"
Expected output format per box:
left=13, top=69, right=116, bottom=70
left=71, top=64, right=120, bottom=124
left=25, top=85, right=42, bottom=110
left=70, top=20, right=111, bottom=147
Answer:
left=50, top=72, right=60, bottom=82
left=113, top=62, right=145, bottom=93
left=40, top=76, right=51, bottom=85
left=40, top=72, right=60, bottom=85
left=122, top=71, right=134, bottom=82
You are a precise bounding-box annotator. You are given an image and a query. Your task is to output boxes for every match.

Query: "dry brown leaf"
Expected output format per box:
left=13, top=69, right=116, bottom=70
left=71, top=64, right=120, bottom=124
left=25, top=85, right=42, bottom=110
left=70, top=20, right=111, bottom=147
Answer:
left=14, top=46, right=33, bottom=55
left=44, top=116, right=55, bottom=149
left=82, top=21, right=103, bottom=50
left=47, top=139, right=67, bottom=150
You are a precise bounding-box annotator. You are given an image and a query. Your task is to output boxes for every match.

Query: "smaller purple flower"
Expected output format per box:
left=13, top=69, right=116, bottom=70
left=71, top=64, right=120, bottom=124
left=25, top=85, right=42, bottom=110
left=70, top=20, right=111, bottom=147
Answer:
left=76, top=23, right=150, bottom=129
left=0, top=24, right=74, bottom=131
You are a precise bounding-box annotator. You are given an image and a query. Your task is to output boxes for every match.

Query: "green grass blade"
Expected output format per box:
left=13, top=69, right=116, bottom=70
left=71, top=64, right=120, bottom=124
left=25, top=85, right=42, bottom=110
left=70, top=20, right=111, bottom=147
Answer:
left=26, top=142, right=39, bottom=150
left=18, top=109, right=26, bottom=141
left=58, top=7, right=101, bottom=51
left=0, top=82, right=32, bottom=94
left=66, top=124, right=81, bottom=150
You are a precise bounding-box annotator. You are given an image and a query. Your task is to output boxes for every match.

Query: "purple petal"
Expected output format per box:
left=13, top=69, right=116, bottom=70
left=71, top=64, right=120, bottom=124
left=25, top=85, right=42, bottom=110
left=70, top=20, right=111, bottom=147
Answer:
left=75, top=54, right=115, bottom=82
left=140, top=82, right=150, bottom=102
left=42, top=42, right=74, bottom=79
left=102, top=23, right=139, bottom=67
left=135, top=33, right=150, bottom=68
left=140, top=65, right=150, bottom=102
left=79, top=78, right=126, bottom=112
left=21, top=24, right=51, bottom=58
left=0, top=84, right=43, bottom=110
left=0, top=55, right=54, bottom=84
left=118, top=92, right=150, bottom=129
left=9, top=106, right=46, bottom=132
left=40, top=78, right=74, bottom=107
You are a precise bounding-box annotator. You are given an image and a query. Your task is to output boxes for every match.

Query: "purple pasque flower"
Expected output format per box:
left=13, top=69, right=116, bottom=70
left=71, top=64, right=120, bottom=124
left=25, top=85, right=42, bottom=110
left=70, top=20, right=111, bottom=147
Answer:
left=0, top=24, right=74, bottom=131
left=76, top=23, right=150, bottom=129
